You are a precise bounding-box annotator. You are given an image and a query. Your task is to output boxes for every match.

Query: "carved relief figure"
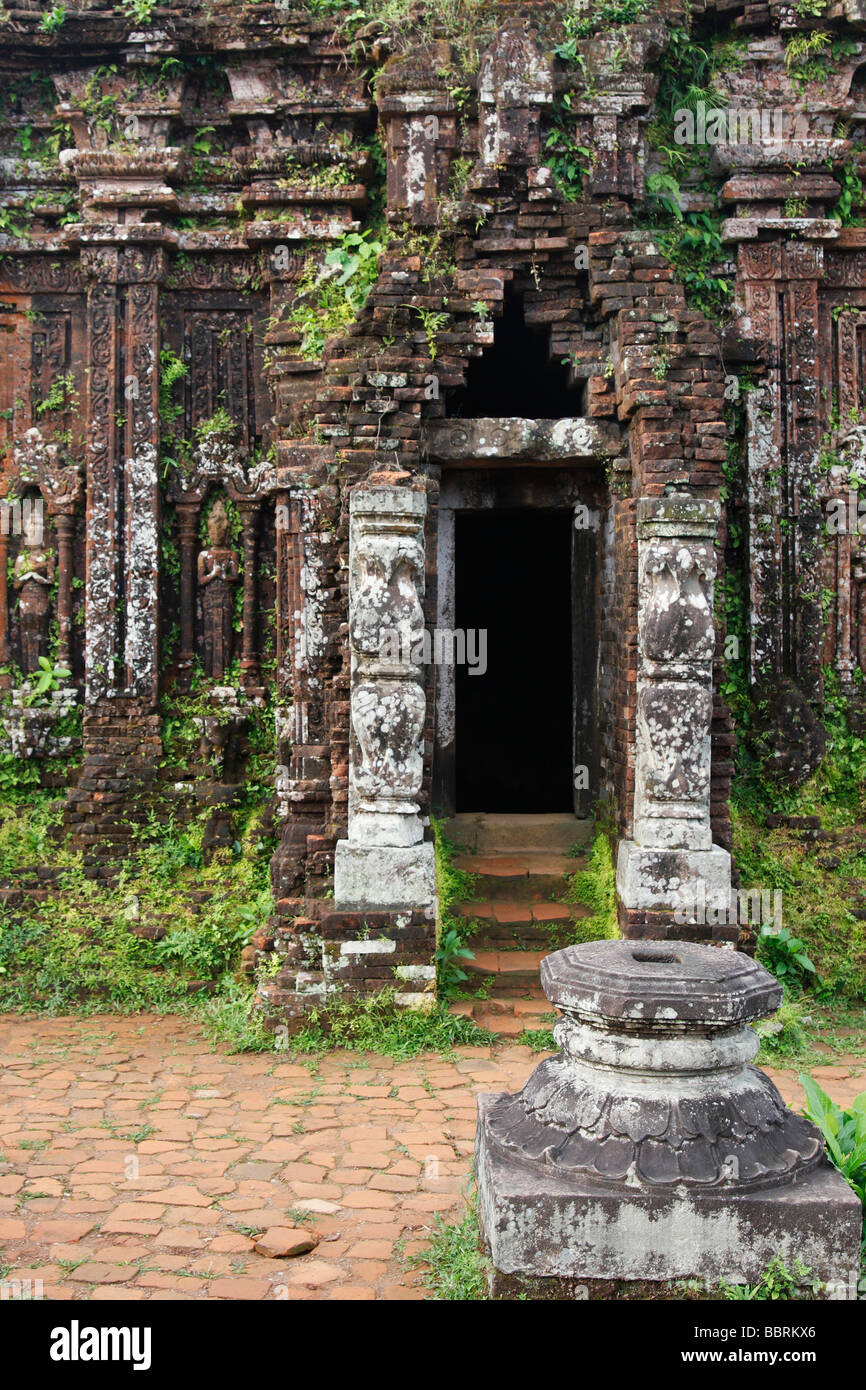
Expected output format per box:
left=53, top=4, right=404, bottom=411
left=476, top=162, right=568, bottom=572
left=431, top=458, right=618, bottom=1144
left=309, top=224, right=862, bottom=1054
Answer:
left=351, top=679, right=426, bottom=811
left=13, top=506, right=55, bottom=673
left=349, top=536, right=425, bottom=671
left=640, top=541, right=716, bottom=664
left=197, top=497, right=240, bottom=678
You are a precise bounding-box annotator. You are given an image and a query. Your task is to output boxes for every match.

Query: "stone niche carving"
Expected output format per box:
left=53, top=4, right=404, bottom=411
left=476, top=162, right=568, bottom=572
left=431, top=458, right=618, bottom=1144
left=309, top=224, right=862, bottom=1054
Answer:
left=334, top=480, right=436, bottom=912
left=617, top=496, right=731, bottom=916
left=197, top=497, right=240, bottom=679
left=476, top=941, right=862, bottom=1294
left=13, top=504, right=55, bottom=674
left=11, top=426, right=84, bottom=676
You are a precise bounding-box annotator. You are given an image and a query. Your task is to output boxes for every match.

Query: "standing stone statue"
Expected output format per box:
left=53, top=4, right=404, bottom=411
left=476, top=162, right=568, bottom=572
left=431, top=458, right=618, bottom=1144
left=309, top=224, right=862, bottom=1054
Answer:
left=197, top=497, right=240, bottom=679
left=13, top=507, right=55, bottom=673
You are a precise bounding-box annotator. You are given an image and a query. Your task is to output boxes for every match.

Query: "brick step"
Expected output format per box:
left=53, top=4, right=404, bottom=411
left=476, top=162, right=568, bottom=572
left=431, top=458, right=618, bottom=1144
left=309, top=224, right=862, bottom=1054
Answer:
left=457, top=899, right=589, bottom=950
left=462, top=947, right=549, bottom=998
left=467, top=924, right=569, bottom=950
left=445, top=812, right=591, bottom=853
left=454, top=851, right=580, bottom=901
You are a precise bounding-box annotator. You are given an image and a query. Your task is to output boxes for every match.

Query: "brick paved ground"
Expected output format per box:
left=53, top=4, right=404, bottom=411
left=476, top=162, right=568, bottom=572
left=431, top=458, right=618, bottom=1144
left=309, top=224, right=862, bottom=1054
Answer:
left=0, top=1014, right=863, bottom=1301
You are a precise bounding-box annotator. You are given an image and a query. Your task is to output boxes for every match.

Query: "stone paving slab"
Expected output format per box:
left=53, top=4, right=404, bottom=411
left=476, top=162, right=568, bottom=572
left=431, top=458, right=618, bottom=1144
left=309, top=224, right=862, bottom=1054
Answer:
left=0, top=1014, right=863, bottom=1301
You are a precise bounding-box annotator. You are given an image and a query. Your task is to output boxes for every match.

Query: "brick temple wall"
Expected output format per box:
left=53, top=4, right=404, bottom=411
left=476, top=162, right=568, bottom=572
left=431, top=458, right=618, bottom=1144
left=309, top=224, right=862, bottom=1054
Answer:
left=1, top=1, right=864, bottom=1015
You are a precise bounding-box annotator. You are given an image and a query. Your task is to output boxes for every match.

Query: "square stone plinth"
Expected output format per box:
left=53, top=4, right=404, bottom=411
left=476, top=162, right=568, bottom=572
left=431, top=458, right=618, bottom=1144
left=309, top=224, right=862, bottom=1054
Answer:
left=617, top=840, right=731, bottom=914
left=476, top=1094, right=862, bottom=1293
left=334, top=840, right=436, bottom=911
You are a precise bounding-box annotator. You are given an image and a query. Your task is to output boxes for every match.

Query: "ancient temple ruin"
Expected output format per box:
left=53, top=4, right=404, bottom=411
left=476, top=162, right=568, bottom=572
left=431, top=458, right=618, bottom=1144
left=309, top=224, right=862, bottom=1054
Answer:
left=1, top=0, right=865, bottom=1025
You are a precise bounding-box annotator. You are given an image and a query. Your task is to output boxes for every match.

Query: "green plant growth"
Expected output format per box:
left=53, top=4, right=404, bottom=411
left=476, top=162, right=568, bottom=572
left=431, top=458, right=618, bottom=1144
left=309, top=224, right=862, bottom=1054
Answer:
left=783, top=32, right=857, bottom=89
left=159, top=348, right=188, bottom=425
left=516, top=1026, right=557, bottom=1053
left=277, top=988, right=493, bottom=1060
left=22, top=656, right=70, bottom=704
left=408, top=1194, right=489, bottom=1299
left=800, top=1074, right=866, bottom=1206
left=833, top=163, right=864, bottom=228
left=756, top=925, right=818, bottom=990
left=0, top=791, right=274, bottom=1017
left=288, top=230, right=387, bottom=360
left=432, top=816, right=476, bottom=998
left=554, top=0, right=650, bottom=52
left=195, top=408, right=235, bottom=441
left=721, top=1255, right=816, bottom=1301
left=543, top=93, right=595, bottom=202
left=35, top=372, right=77, bottom=418
left=122, top=0, right=157, bottom=24
left=38, top=6, right=66, bottom=33
left=562, top=830, right=618, bottom=943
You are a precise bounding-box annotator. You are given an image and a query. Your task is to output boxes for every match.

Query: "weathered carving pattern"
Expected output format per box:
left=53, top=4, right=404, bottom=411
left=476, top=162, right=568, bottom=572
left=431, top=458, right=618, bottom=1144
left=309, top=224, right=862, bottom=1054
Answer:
left=197, top=498, right=240, bottom=679
left=633, top=500, right=720, bottom=851
left=346, top=482, right=427, bottom=849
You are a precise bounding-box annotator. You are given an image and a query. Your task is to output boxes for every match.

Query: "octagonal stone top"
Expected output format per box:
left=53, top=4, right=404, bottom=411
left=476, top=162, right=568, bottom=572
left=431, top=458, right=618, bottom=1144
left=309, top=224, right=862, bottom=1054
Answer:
left=540, top=940, right=781, bottom=1029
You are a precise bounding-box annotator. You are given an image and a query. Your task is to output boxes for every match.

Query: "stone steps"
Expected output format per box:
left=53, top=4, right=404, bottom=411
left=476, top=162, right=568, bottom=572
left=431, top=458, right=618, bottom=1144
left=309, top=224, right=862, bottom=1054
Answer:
left=454, top=898, right=590, bottom=950
left=444, top=812, right=591, bottom=853
left=446, top=814, right=585, bottom=1034
left=454, top=850, right=581, bottom=901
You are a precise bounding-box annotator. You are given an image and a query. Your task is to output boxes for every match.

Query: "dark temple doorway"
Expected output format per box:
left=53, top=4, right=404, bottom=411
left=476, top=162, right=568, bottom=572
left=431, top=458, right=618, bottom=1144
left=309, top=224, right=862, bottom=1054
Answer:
left=454, top=509, right=573, bottom=812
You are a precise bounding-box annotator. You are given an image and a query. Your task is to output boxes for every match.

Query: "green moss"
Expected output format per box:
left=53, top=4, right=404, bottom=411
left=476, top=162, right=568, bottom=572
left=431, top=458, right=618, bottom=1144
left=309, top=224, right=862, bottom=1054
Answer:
left=0, top=792, right=274, bottom=1017
left=432, top=815, right=477, bottom=998
left=563, top=830, right=618, bottom=943
left=407, top=1193, right=489, bottom=1300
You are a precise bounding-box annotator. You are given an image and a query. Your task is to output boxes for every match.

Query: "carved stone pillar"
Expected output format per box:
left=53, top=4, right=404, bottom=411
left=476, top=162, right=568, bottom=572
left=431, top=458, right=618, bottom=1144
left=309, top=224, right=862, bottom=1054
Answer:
left=53, top=512, right=76, bottom=670
left=478, top=27, right=553, bottom=170
left=176, top=502, right=200, bottom=692
left=79, top=241, right=166, bottom=705
left=378, top=86, right=456, bottom=227
left=0, top=524, right=10, bottom=682
left=616, top=495, right=731, bottom=919
left=334, top=480, right=436, bottom=912
left=238, top=500, right=262, bottom=691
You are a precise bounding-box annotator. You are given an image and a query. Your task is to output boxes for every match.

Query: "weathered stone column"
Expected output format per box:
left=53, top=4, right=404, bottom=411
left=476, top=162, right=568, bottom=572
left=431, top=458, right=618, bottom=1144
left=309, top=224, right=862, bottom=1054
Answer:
left=175, top=501, right=201, bottom=692
left=78, top=239, right=165, bottom=706
left=237, top=500, right=261, bottom=691
left=334, top=478, right=436, bottom=911
left=616, top=494, right=731, bottom=924
left=53, top=512, right=76, bottom=671
left=0, top=522, right=10, bottom=679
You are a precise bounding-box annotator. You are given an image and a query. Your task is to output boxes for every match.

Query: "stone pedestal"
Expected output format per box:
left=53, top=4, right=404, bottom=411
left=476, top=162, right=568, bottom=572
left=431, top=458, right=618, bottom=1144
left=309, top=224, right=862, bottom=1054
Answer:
left=333, top=841, right=435, bottom=912
left=476, top=941, right=861, bottom=1294
left=616, top=842, right=732, bottom=916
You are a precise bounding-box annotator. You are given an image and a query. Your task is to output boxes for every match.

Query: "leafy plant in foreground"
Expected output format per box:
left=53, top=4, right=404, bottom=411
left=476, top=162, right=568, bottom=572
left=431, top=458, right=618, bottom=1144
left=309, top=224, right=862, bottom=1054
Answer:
left=799, top=1074, right=866, bottom=1204
left=757, top=925, right=818, bottom=989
